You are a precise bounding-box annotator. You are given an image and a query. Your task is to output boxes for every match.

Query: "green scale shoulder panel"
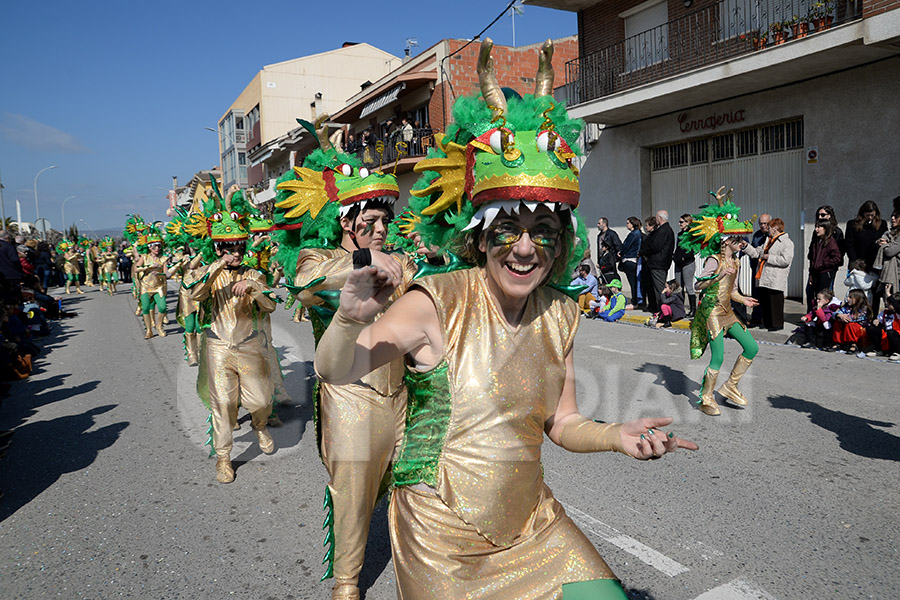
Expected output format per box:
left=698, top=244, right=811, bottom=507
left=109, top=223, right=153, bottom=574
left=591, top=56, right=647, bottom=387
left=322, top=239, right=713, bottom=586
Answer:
left=392, top=360, right=453, bottom=488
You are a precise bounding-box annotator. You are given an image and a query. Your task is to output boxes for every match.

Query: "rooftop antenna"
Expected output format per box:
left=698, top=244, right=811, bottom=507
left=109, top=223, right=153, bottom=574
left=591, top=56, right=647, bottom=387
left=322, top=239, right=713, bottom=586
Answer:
left=404, top=37, right=418, bottom=59
left=510, top=1, right=524, bottom=47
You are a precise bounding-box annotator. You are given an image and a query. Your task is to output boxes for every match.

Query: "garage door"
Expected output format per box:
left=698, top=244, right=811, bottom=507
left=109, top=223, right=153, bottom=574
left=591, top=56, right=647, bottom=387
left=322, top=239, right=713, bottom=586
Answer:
left=650, top=120, right=804, bottom=297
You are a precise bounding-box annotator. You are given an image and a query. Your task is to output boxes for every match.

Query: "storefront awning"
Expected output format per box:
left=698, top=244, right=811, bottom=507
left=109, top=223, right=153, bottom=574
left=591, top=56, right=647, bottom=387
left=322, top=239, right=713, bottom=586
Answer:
left=359, top=83, right=405, bottom=118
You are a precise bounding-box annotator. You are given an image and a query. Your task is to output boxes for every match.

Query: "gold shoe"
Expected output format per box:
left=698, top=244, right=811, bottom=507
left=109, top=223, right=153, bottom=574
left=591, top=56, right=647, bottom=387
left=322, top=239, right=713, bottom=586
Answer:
left=267, top=414, right=283, bottom=428
left=135, top=305, right=142, bottom=316
left=76, top=287, right=84, bottom=294
left=184, top=332, right=199, bottom=366
left=698, top=368, right=720, bottom=416
left=331, top=583, right=360, bottom=600
left=719, top=355, right=752, bottom=406
left=215, top=459, right=235, bottom=483
left=155, top=313, right=167, bottom=337
left=255, top=426, right=275, bottom=454
left=143, top=314, right=154, bottom=339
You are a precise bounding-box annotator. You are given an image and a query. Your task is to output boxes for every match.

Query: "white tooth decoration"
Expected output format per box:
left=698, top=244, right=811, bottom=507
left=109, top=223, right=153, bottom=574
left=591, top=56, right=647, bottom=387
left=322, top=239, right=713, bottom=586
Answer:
left=360, top=199, right=368, bottom=211
left=523, top=201, right=539, bottom=213
left=339, top=205, right=352, bottom=217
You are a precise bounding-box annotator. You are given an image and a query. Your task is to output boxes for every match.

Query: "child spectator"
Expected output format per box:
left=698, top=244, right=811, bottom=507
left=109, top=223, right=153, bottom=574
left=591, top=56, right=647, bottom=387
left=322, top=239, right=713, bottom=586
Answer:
left=844, top=259, right=878, bottom=304
left=592, top=279, right=627, bottom=321
left=831, top=289, right=872, bottom=354
left=596, top=239, right=620, bottom=285
left=792, top=289, right=839, bottom=348
left=649, top=279, right=686, bottom=328
left=865, top=292, right=900, bottom=361
left=570, top=264, right=599, bottom=316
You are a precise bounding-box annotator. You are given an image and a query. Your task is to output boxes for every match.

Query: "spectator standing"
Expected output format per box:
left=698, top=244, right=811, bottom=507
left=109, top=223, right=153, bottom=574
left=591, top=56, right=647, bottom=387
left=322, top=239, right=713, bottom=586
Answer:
left=814, top=205, right=845, bottom=258
left=806, top=219, right=842, bottom=310
left=400, top=118, right=413, bottom=144
left=873, top=202, right=900, bottom=305
left=641, top=210, right=675, bottom=313
left=742, top=218, right=794, bottom=331
left=673, top=214, right=696, bottom=317
left=639, top=217, right=658, bottom=311
left=344, top=133, right=358, bottom=154
left=118, top=246, right=132, bottom=283
left=846, top=201, right=888, bottom=313
left=0, top=232, right=24, bottom=290
left=747, top=214, right=770, bottom=325
left=34, top=242, right=54, bottom=291
left=620, top=216, right=642, bottom=306
left=596, top=217, right=621, bottom=262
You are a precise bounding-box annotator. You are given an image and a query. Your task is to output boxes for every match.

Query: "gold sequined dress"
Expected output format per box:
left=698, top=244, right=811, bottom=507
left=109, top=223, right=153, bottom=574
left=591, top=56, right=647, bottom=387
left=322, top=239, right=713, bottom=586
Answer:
left=389, top=268, right=620, bottom=599
left=295, top=247, right=417, bottom=590
left=703, top=254, right=747, bottom=341
left=137, top=254, right=168, bottom=297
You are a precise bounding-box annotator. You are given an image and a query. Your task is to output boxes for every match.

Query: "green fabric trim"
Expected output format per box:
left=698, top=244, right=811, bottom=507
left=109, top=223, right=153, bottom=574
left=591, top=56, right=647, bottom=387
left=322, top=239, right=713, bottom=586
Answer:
left=393, top=361, right=453, bottom=488
left=283, top=276, right=326, bottom=295
left=561, top=578, right=628, bottom=600
left=549, top=282, right=586, bottom=302
left=320, top=485, right=335, bottom=581
left=309, top=306, right=334, bottom=347
left=412, top=252, right=468, bottom=279
left=690, top=281, right=719, bottom=360
left=181, top=270, right=210, bottom=290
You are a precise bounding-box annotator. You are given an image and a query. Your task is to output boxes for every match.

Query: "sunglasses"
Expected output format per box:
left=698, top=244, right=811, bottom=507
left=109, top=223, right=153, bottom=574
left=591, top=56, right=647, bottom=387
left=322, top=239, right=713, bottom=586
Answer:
left=488, top=223, right=560, bottom=248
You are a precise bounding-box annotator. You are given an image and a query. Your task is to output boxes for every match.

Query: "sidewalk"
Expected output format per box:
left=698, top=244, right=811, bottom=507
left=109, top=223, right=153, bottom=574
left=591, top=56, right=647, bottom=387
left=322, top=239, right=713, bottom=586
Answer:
left=617, top=298, right=807, bottom=345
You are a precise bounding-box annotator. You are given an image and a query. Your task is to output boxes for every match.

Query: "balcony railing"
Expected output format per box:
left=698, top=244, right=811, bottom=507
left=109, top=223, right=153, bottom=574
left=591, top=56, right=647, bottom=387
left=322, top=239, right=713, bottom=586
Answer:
left=344, top=128, right=435, bottom=169
left=565, top=0, right=862, bottom=106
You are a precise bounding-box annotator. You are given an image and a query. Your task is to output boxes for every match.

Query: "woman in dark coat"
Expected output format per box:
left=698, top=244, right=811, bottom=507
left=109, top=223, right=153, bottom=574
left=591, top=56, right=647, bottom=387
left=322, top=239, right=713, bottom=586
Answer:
left=846, top=201, right=888, bottom=313
left=620, top=216, right=642, bottom=306
left=806, top=220, right=842, bottom=311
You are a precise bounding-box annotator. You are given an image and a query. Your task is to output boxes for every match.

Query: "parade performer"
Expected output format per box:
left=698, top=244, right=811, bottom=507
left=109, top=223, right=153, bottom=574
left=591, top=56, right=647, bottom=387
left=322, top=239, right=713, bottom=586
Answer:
left=167, top=208, right=204, bottom=365
left=134, top=227, right=178, bottom=339
left=123, top=215, right=149, bottom=314
left=315, top=39, right=697, bottom=600
left=183, top=180, right=278, bottom=483
left=57, top=240, right=84, bottom=295
left=97, top=236, right=119, bottom=295
left=273, top=116, right=418, bottom=599
left=83, top=239, right=98, bottom=287
left=680, top=187, right=759, bottom=416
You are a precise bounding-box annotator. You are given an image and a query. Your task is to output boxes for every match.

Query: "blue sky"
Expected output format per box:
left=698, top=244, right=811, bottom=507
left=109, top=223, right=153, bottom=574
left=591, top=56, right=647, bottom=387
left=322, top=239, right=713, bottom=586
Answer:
left=0, top=1, right=576, bottom=231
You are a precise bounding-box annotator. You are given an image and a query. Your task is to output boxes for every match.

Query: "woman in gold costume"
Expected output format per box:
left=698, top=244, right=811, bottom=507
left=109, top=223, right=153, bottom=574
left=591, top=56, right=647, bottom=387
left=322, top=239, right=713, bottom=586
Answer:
left=56, top=240, right=84, bottom=295
left=134, top=229, right=180, bottom=339
left=680, top=187, right=760, bottom=416
left=315, top=39, right=696, bottom=600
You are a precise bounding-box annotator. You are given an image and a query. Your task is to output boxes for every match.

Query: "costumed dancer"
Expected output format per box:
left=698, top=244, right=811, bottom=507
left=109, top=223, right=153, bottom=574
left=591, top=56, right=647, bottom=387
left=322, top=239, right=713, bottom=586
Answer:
left=123, top=215, right=149, bottom=314
left=57, top=240, right=84, bottom=295
left=134, top=226, right=178, bottom=339
left=681, top=187, right=760, bottom=416
left=244, top=207, right=291, bottom=425
left=272, top=116, right=418, bottom=600
left=182, top=179, right=279, bottom=483
left=97, top=236, right=120, bottom=295
left=315, top=39, right=697, bottom=599
left=167, top=208, right=203, bottom=365
left=83, top=239, right=98, bottom=287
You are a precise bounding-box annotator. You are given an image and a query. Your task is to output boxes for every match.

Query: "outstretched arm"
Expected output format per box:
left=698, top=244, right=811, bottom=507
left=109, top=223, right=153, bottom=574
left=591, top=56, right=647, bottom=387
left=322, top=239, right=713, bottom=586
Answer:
left=546, top=351, right=698, bottom=459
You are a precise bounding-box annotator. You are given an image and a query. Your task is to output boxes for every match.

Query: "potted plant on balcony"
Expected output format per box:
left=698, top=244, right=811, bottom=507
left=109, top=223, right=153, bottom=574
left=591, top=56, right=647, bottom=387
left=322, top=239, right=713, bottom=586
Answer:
left=788, top=15, right=810, bottom=39
left=740, top=29, right=767, bottom=50
left=769, top=20, right=789, bottom=45
left=810, top=1, right=834, bottom=31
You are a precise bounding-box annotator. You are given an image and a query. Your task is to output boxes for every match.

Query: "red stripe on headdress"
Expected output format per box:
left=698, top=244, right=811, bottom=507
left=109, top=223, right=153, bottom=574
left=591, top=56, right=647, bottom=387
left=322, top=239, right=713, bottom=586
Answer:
left=323, top=170, right=339, bottom=203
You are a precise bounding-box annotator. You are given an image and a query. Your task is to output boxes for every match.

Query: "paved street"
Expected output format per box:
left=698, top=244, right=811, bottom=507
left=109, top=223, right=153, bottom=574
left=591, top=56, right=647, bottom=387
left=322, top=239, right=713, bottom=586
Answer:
left=1, top=282, right=898, bottom=599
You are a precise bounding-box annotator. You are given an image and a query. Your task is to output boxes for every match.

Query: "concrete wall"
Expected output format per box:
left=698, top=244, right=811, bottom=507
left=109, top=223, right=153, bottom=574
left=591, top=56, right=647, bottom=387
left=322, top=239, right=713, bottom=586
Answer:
left=578, top=56, right=900, bottom=299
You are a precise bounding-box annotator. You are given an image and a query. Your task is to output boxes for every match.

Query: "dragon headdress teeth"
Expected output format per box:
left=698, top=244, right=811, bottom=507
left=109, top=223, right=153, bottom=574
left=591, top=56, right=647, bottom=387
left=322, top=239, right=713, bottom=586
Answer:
left=409, top=37, right=582, bottom=236
left=681, top=186, right=756, bottom=259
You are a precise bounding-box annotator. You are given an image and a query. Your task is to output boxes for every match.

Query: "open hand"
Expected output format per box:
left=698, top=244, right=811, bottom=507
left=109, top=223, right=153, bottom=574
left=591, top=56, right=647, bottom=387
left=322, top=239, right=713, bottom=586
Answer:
left=743, top=297, right=759, bottom=308
left=341, top=265, right=400, bottom=322
left=620, top=417, right=698, bottom=459
left=231, top=280, right=251, bottom=297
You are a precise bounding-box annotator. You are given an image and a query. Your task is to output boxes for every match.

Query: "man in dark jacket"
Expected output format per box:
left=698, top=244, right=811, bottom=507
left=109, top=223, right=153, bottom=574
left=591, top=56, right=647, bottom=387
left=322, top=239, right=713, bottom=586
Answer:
left=0, top=231, right=24, bottom=290
left=596, top=217, right=622, bottom=261
left=641, top=211, right=675, bottom=312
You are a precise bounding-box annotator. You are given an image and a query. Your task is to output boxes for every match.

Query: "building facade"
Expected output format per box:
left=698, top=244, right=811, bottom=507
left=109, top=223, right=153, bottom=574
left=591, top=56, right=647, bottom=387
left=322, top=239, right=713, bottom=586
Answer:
left=218, top=43, right=402, bottom=191
left=530, top=0, right=900, bottom=298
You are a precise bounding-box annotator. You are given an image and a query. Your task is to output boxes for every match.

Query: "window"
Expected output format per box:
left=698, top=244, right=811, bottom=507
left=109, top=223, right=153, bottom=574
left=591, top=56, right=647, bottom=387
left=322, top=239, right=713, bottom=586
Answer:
left=690, top=139, right=708, bottom=164
left=711, top=133, right=734, bottom=161
left=238, top=152, right=246, bottom=166
left=761, top=122, right=785, bottom=153
left=670, top=142, right=688, bottom=167
left=785, top=119, right=803, bottom=149
left=236, top=117, right=244, bottom=130
left=736, top=129, right=757, bottom=157
left=622, top=0, right=668, bottom=72
left=652, top=146, right=670, bottom=171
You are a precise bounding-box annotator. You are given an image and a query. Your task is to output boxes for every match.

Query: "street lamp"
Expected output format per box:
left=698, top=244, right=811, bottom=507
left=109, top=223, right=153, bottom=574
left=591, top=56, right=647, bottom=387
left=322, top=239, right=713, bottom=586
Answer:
left=61, top=195, right=76, bottom=232
left=34, top=165, right=58, bottom=240
left=78, top=218, right=97, bottom=239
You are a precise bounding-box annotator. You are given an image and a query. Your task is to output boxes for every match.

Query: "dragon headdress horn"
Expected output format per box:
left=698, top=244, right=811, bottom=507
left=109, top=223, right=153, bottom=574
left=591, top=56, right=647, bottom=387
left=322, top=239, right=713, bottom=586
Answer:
left=478, top=39, right=507, bottom=121
left=534, top=39, right=555, bottom=97
left=297, top=114, right=333, bottom=152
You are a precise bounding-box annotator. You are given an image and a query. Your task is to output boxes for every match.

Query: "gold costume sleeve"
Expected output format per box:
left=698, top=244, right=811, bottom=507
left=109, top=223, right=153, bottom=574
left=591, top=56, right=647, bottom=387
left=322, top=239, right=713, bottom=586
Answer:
left=185, top=259, right=226, bottom=302
left=244, top=270, right=276, bottom=314
left=558, top=415, right=626, bottom=454
left=314, top=306, right=373, bottom=383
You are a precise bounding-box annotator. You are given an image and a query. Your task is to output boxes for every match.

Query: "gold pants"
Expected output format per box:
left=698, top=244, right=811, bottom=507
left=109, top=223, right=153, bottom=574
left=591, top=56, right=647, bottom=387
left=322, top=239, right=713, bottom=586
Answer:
left=319, top=381, right=406, bottom=587
left=205, top=337, right=273, bottom=459
left=389, top=484, right=619, bottom=599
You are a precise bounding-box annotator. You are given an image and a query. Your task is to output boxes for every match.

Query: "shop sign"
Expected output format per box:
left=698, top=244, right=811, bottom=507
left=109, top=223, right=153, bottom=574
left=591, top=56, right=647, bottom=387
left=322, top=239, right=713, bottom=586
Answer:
left=678, top=109, right=746, bottom=134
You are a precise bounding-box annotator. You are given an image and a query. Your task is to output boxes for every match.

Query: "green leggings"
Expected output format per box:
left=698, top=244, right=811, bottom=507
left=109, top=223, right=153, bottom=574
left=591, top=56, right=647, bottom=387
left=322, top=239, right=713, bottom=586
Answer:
left=66, top=273, right=78, bottom=282
left=140, top=292, right=166, bottom=315
left=708, top=323, right=758, bottom=371
left=183, top=312, right=198, bottom=334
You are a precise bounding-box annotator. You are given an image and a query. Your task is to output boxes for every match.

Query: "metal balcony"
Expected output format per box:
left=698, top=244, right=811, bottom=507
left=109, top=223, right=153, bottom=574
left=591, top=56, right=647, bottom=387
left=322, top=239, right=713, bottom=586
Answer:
left=565, top=0, right=862, bottom=106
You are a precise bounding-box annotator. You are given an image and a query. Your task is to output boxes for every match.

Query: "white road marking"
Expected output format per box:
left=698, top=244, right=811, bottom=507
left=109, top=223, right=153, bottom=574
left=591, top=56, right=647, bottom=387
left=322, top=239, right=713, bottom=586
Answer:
left=565, top=505, right=690, bottom=577
left=589, top=345, right=636, bottom=356
left=693, top=579, right=777, bottom=600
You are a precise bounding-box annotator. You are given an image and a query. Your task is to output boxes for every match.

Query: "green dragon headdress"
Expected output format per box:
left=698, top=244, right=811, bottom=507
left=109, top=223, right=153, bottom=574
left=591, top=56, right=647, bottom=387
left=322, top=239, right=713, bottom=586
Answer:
left=402, top=38, right=587, bottom=280
left=183, top=176, right=251, bottom=254
left=99, top=236, right=116, bottom=252
left=56, top=239, right=75, bottom=254
left=679, top=186, right=755, bottom=259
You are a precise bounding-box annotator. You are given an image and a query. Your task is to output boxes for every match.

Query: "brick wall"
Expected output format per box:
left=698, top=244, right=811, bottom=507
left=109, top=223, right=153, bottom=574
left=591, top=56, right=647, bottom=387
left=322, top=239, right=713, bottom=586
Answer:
left=428, top=36, right=579, bottom=132
left=863, top=0, right=900, bottom=17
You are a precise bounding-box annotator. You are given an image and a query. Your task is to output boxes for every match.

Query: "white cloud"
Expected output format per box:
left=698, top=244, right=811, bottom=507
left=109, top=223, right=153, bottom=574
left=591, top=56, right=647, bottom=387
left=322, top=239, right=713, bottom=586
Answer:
left=0, top=113, right=89, bottom=153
